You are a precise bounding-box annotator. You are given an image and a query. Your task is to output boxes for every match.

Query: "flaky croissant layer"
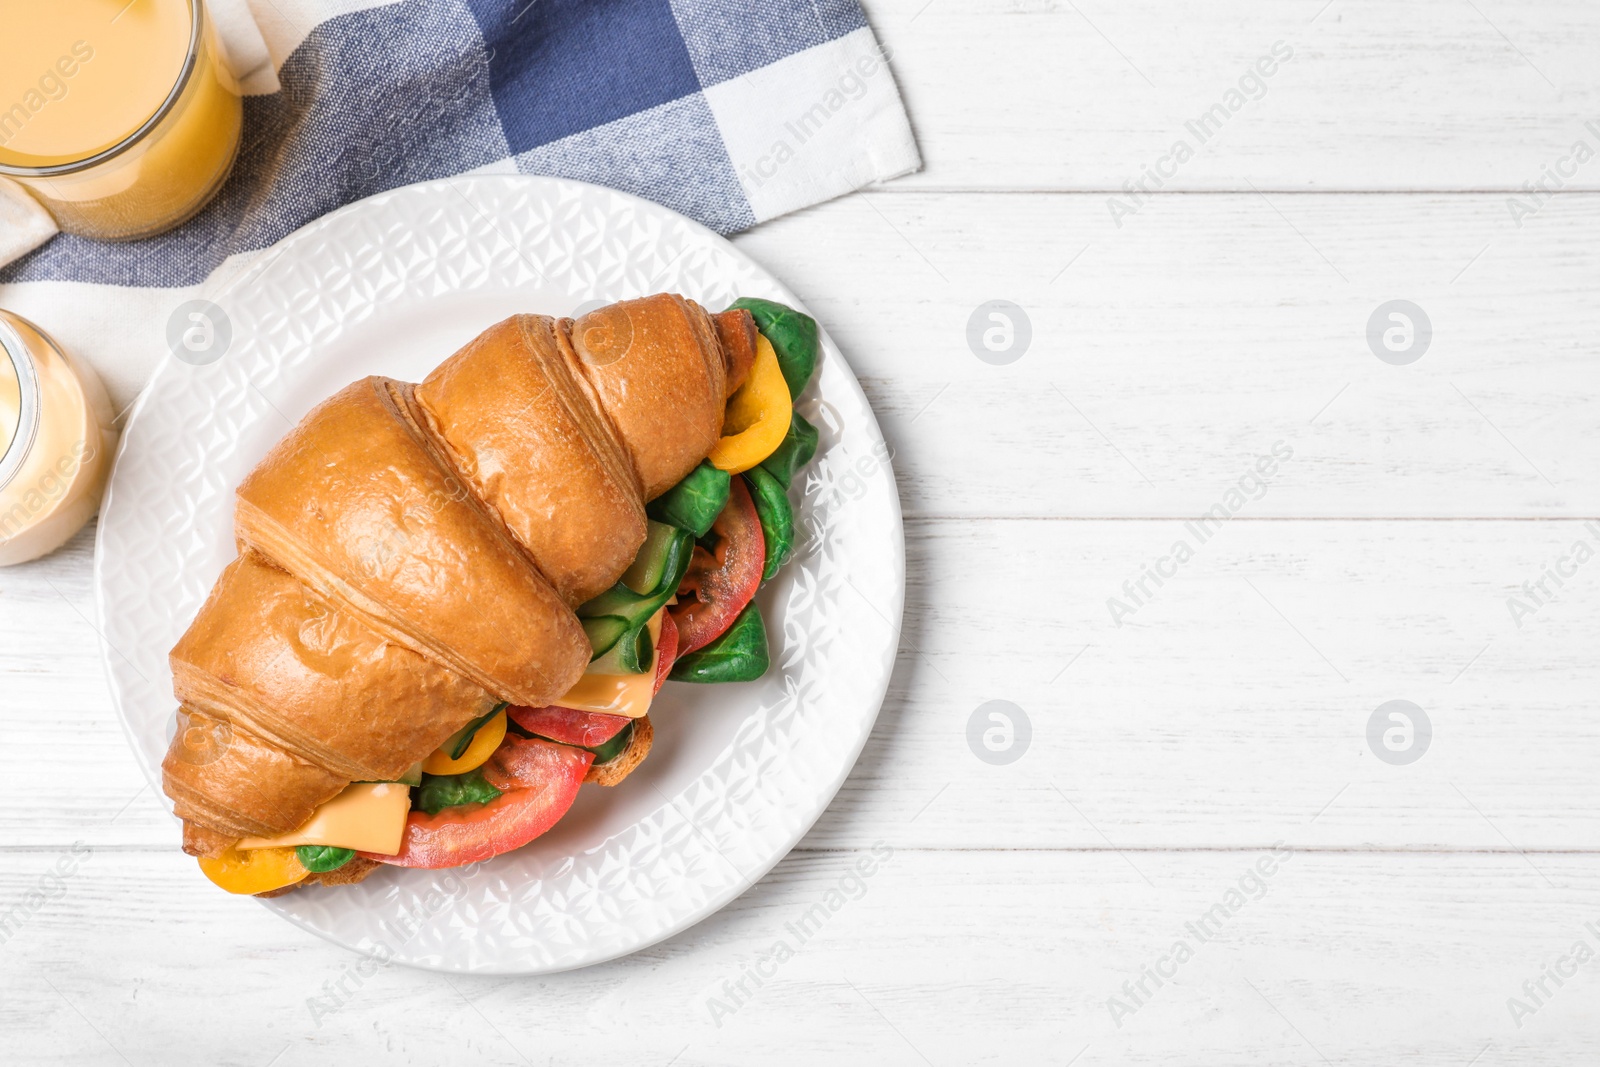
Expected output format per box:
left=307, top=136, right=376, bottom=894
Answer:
left=164, top=295, right=757, bottom=852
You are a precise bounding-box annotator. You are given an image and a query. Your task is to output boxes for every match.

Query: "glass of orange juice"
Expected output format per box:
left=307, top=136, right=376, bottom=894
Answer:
left=0, top=0, right=243, bottom=241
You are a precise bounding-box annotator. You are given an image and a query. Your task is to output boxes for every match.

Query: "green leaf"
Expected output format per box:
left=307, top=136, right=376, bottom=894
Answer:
left=588, top=722, right=635, bottom=764
left=415, top=768, right=503, bottom=816
left=295, top=845, right=355, bottom=873
left=758, top=410, right=819, bottom=490
left=743, top=468, right=794, bottom=582
left=670, top=602, right=770, bottom=683
left=647, top=462, right=730, bottom=538
left=729, top=298, right=819, bottom=399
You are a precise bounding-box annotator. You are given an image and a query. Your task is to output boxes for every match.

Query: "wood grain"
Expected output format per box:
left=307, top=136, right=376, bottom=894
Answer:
left=732, top=191, right=1600, bottom=518
left=2, top=848, right=1597, bottom=1065
left=871, top=0, right=1600, bottom=192
left=11, top=519, right=1597, bottom=851
left=6, top=0, right=1600, bottom=1060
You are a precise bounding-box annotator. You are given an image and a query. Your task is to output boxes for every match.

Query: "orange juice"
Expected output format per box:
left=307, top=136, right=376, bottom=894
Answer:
left=0, top=0, right=242, bottom=240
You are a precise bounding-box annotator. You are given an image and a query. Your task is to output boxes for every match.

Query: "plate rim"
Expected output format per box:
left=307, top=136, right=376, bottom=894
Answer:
left=92, top=173, right=905, bottom=974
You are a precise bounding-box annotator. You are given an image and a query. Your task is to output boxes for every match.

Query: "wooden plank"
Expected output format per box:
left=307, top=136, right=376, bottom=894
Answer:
left=733, top=190, right=1600, bottom=517
left=869, top=0, right=1600, bottom=192
left=808, top=517, right=1600, bottom=850
left=12, top=520, right=1599, bottom=851
left=1, top=848, right=1595, bottom=1064
left=0, top=528, right=154, bottom=847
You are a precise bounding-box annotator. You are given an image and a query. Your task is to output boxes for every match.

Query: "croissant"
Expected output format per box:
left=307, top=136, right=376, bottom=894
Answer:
left=163, top=295, right=758, bottom=881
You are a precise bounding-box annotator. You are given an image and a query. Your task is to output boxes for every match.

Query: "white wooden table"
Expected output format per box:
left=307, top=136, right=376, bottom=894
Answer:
left=5, top=1, right=1599, bottom=1062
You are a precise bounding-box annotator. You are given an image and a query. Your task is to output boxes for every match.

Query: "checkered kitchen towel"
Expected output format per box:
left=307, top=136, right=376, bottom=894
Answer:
left=0, top=0, right=919, bottom=407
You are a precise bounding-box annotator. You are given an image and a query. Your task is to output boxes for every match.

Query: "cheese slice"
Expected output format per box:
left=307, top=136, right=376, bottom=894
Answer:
left=237, top=782, right=411, bottom=856
left=555, top=658, right=658, bottom=718
left=559, top=608, right=664, bottom=718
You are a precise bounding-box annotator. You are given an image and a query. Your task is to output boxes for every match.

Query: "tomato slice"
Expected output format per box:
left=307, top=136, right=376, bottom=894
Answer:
left=362, top=736, right=592, bottom=869
left=654, top=610, right=679, bottom=690
left=669, top=479, right=764, bottom=654
left=509, top=705, right=631, bottom=748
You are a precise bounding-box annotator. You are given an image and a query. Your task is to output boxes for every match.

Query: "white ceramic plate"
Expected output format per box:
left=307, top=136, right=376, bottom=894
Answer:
left=93, top=175, right=903, bottom=974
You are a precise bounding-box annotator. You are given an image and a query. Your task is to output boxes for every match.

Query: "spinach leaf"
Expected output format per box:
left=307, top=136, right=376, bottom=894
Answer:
left=415, top=768, right=503, bottom=816
left=295, top=845, right=355, bottom=873
left=729, top=298, right=819, bottom=399
left=743, top=468, right=794, bottom=582
left=669, top=602, right=770, bottom=683
left=647, top=462, right=730, bottom=538
left=758, top=410, right=819, bottom=490
left=588, top=722, right=635, bottom=765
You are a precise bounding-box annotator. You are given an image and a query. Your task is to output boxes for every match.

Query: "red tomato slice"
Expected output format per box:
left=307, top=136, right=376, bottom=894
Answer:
left=654, top=610, right=679, bottom=690
left=507, top=613, right=680, bottom=746
left=669, top=479, right=764, bottom=654
left=508, top=705, right=631, bottom=748
left=362, top=736, right=592, bottom=869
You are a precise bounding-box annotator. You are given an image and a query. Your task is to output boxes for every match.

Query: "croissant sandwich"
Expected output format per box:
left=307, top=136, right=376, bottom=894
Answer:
left=162, top=295, right=827, bottom=895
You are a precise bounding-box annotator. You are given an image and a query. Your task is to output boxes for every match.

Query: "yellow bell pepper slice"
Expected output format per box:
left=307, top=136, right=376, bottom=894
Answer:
left=198, top=846, right=309, bottom=896
left=708, top=335, right=792, bottom=474
left=422, top=706, right=507, bottom=776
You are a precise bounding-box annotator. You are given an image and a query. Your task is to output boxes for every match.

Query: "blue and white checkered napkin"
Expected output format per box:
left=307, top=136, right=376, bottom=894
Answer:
left=0, top=0, right=919, bottom=405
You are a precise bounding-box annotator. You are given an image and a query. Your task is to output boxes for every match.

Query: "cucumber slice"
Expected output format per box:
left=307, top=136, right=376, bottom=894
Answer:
left=588, top=622, right=655, bottom=675
left=577, top=523, right=692, bottom=672
left=354, top=760, right=423, bottom=787
left=623, top=521, right=684, bottom=594
left=583, top=615, right=631, bottom=659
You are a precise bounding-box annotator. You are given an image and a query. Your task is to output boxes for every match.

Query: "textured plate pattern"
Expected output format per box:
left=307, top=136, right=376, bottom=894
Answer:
left=93, top=176, right=904, bottom=974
